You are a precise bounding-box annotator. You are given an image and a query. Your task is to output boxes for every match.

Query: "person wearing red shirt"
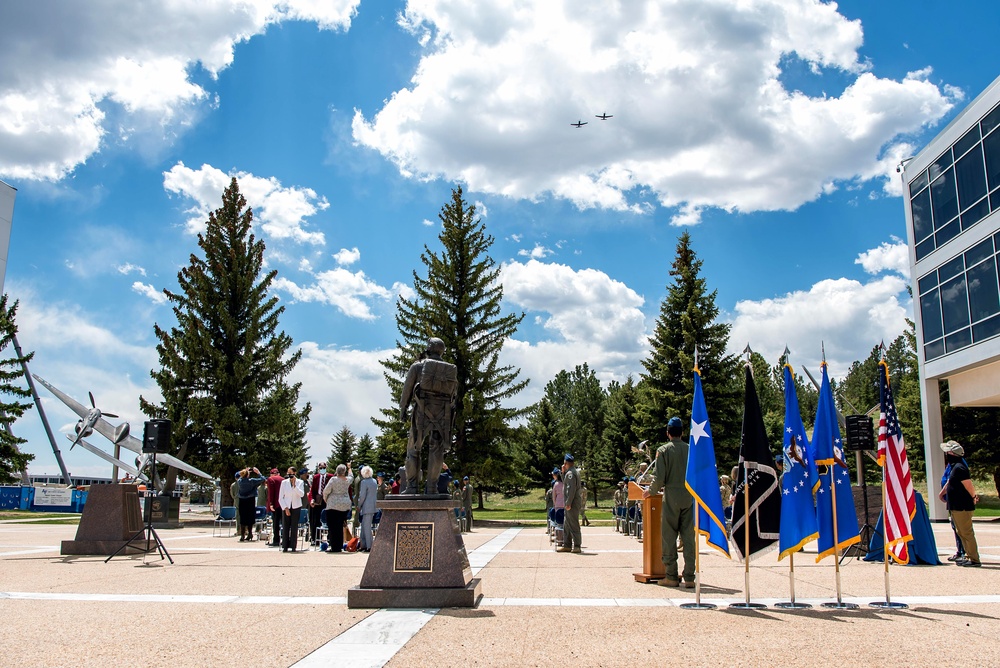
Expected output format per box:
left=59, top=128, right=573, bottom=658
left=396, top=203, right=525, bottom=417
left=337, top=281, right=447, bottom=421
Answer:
left=309, top=463, right=331, bottom=546
left=265, top=468, right=284, bottom=547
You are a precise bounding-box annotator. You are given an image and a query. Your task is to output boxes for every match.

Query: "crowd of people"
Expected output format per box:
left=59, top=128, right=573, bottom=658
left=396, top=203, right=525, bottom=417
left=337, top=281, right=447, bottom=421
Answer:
left=224, top=462, right=477, bottom=553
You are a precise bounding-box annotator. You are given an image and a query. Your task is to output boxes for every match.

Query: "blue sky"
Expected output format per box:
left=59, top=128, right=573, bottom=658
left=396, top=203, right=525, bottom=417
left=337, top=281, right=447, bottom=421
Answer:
left=2, top=0, right=998, bottom=478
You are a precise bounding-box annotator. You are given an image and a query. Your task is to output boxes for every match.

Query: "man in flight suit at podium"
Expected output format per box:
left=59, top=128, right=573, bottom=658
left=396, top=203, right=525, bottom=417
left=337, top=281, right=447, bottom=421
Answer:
left=643, top=417, right=694, bottom=588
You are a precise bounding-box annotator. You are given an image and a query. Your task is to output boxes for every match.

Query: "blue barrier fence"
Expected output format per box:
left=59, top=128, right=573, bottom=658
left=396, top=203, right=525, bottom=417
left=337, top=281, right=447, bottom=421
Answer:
left=0, top=486, right=87, bottom=512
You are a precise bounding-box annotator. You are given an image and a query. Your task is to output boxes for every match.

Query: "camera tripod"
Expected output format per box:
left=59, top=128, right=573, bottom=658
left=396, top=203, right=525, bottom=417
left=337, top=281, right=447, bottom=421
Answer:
left=106, top=452, right=173, bottom=564
left=842, top=450, right=878, bottom=563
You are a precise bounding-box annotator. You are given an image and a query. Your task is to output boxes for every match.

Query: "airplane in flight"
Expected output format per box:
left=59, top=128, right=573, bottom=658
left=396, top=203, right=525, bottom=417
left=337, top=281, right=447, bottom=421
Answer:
left=595, top=113, right=613, bottom=120
left=33, top=374, right=213, bottom=482
left=571, top=120, right=588, bottom=128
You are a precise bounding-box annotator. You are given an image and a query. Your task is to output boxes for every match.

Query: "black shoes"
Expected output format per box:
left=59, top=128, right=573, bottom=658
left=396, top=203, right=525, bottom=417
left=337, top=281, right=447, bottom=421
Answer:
left=947, top=553, right=965, bottom=562
left=958, top=558, right=982, bottom=567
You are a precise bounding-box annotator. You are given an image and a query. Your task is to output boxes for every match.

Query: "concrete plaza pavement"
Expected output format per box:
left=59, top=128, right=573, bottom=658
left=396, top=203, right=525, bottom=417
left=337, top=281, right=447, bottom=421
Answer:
left=1, top=516, right=998, bottom=667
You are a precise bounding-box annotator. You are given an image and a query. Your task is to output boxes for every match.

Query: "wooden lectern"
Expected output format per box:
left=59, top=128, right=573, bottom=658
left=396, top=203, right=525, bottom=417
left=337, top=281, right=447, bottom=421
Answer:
left=630, top=482, right=665, bottom=583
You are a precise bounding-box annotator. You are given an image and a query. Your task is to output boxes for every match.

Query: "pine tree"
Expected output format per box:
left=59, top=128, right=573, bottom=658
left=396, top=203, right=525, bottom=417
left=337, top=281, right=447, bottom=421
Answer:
left=636, top=232, right=741, bottom=464
left=602, top=376, right=640, bottom=482
left=140, top=178, right=310, bottom=500
left=374, top=187, right=529, bottom=493
left=329, top=426, right=358, bottom=468
left=354, top=433, right=377, bottom=470
left=0, top=297, right=34, bottom=484
left=525, top=397, right=563, bottom=487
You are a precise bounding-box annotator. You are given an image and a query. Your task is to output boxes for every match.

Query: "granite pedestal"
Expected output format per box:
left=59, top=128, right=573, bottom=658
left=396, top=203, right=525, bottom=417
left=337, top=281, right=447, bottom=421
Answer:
left=348, top=496, right=481, bottom=609
left=61, top=484, right=147, bottom=555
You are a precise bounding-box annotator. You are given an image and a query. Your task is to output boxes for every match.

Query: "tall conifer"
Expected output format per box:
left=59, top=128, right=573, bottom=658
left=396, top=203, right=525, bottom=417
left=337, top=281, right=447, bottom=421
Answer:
left=141, top=178, right=310, bottom=499
left=0, top=297, right=34, bottom=483
left=375, top=187, right=529, bottom=491
left=637, top=232, right=740, bottom=463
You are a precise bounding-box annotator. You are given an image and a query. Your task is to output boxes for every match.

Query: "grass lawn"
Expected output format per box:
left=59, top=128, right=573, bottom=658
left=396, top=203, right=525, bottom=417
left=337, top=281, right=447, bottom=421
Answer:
left=0, top=510, right=80, bottom=523
left=472, top=488, right=615, bottom=523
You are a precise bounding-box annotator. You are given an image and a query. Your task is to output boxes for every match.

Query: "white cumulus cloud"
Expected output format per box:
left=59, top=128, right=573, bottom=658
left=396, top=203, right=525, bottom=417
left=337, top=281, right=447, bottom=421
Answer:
left=272, top=269, right=396, bottom=320
left=163, top=162, right=328, bottom=244
left=353, top=0, right=959, bottom=222
left=728, top=274, right=910, bottom=378
left=131, top=282, right=168, bottom=305
left=855, top=238, right=910, bottom=276
left=0, top=1, right=360, bottom=182
left=333, top=247, right=361, bottom=265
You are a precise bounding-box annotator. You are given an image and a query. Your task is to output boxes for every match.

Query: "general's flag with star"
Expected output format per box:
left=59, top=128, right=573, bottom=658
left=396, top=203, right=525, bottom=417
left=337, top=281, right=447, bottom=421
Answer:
left=684, top=366, right=730, bottom=558
left=877, top=360, right=916, bottom=564
left=778, top=363, right=819, bottom=560
left=811, top=361, right=860, bottom=562
left=730, top=364, right=781, bottom=562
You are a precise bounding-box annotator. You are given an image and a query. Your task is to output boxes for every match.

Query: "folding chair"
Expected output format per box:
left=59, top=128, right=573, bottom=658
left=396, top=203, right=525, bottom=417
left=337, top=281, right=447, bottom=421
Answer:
left=296, top=507, right=310, bottom=545
left=316, top=508, right=329, bottom=550
left=254, top=506, right=269, bottom=543
left=213, top=506, right=237, bottom=537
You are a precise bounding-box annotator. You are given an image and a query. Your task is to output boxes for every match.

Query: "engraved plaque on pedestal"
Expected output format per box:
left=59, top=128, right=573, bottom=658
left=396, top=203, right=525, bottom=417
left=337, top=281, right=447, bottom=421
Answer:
left=394, top=522, right=434, bottom=572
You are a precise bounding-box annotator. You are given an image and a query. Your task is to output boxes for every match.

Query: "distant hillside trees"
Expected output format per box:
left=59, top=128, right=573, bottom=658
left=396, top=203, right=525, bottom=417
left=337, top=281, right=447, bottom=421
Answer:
left=141, top=178, right=310, bottom=501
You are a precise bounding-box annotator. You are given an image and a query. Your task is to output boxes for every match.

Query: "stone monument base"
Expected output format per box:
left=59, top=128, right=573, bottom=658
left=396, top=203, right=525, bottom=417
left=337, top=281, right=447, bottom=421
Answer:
left=348, top=496, right=479, bottom=609
left=61, top=484, right=148, bottom=556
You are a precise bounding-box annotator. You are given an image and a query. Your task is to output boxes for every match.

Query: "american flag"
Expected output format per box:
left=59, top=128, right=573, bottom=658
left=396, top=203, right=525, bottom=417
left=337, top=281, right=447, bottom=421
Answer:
left=877, top=360, right=916, bottom=564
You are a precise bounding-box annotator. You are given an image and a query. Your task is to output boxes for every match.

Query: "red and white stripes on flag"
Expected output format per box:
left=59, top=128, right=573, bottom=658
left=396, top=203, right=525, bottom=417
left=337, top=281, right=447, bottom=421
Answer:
left=877, top=360, right=916, bottom=564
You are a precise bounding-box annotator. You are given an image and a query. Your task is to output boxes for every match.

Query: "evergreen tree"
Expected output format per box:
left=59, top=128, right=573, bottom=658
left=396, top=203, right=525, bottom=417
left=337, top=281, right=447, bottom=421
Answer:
left=374, top=187, right=529, bottom=493
left=354, top=433, right=377, bottom=470
left=602, top=376, right=640, bottom=482
left=636, top=232, right=741, bottom=464
left=329, top=426, right=358, bottom=467
left=0, top=297, right=34, bottom=484
left=525, top=397, right=563, bottom=487
left=140, top=178, right=310, bottom=500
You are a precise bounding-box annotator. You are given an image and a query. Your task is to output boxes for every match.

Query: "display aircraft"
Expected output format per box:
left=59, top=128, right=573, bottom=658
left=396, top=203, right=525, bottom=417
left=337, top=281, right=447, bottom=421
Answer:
left=33, top=374, right=213, bottom=481
left=595, top=113, right=613, bottom=120
left=571, top=120, right=587, bottom=127
left=65, top=390, right=121, bottom=450
left=69, top=435, right=147, bottom=482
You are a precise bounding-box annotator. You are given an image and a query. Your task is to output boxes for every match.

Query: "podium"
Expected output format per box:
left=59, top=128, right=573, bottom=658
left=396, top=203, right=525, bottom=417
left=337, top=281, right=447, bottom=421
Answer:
left=629, top=482, right=665, bottom=583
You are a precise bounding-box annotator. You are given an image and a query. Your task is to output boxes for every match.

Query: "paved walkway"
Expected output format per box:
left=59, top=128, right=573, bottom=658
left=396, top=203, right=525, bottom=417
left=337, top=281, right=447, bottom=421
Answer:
left=1, top=519, right=998, bottom=667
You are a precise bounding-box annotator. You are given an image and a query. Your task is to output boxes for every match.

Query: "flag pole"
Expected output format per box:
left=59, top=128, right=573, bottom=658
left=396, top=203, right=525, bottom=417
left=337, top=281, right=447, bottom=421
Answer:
left=680, top=350, right=720, bottom=611
left=821, top=344, right=859, bottom=610
left=730, top=349, right=766, bottom=610
left=680, top=496, right=716, bottom=610
left=870, top=357, right=908, bottom=610
left=774, top=348, right=811, bottom=610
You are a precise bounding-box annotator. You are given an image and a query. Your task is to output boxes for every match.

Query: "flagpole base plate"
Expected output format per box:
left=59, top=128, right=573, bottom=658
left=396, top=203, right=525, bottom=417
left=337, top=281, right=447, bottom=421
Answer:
left=774, top=601, right=812, bottom=609
left=869, top=601, right=908, bottom=610
left=821, top=601, right=859, bottom=609
left=680, top=602, right=717, bottom=610
left=729, top=602, right=767, bottom=610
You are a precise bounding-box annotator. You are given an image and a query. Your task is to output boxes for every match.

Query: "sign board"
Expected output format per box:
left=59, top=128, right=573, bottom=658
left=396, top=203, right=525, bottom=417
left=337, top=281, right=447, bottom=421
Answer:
left=34, top=486, right=74, bottom=507
left=0, top=180, right=13, bottom=296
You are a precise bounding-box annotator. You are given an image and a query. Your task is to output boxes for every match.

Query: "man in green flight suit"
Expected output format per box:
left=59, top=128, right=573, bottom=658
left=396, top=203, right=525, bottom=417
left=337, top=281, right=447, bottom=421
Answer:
left=558, top=453, right=583, bottom=553
left=643, top=417, right=694, bottom=587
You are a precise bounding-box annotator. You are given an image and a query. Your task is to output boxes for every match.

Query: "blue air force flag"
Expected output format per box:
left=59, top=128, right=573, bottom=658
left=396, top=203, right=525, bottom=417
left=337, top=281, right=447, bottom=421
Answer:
left=811, top=362, right=860, bottom=562
left=778, top=364, right=819, bottom=559
left=684, top=367, right=730, bottom=557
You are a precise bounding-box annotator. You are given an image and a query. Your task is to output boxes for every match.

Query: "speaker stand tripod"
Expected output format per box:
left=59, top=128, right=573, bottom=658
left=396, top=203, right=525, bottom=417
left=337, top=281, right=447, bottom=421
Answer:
left=106, top=451, right=173, bottom=564
left=842, top=450, right=876, bottom=564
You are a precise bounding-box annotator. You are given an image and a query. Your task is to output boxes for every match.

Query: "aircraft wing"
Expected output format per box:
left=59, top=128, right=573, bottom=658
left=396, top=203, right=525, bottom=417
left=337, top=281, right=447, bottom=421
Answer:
left=114, top=433, right=213, bottom=480
left=69, top=435, right=145, bottom=479
left=32, top=374, right=90, bottom=420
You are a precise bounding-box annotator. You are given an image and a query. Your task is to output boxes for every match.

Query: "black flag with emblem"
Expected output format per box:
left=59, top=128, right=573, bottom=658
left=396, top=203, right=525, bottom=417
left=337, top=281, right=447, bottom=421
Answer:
left=730, top=364, right=782, bottom=562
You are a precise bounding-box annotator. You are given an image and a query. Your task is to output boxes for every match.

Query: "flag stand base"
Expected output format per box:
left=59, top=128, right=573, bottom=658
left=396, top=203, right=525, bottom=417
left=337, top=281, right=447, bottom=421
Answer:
left=821, top=601, right=859, bottom=609
left=680, top=602, right=716, bottom=610
left=729, top=602, right=767, bottom=610
left=869, top=601, right=908, bottom=610
left=774, top=601, right=812, bottom=609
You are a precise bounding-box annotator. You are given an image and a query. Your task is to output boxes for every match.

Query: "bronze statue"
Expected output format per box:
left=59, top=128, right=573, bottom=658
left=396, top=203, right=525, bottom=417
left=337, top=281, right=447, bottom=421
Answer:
left=399, top=337, right=457, bottom=495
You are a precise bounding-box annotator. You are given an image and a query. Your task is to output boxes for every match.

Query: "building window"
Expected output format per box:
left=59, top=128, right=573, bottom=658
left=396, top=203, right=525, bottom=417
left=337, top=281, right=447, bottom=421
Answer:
left=918, top=235, right=1000, bottom=361
left=909, top=100, right=1000, bottom=256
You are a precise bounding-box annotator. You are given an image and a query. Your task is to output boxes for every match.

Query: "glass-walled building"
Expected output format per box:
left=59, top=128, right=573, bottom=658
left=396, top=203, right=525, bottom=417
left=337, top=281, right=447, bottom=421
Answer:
left=903, top=74, right=1000, bottom=520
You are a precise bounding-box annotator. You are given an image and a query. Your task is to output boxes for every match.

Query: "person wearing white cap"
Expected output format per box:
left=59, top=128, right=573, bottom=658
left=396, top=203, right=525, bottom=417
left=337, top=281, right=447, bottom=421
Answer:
left=937, top=440, right=981, bottom=567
